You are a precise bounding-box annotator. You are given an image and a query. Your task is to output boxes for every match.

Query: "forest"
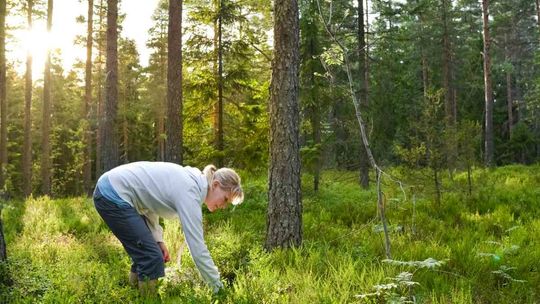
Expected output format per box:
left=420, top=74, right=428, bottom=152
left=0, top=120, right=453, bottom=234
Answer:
left=0, top=0, right=539, bottom=303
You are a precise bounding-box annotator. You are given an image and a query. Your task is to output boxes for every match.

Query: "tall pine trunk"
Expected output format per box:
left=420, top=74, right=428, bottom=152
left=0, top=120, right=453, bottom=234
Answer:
left=0, top=0, right=7, bottom=191
left=100, top=0, right=119, bottom=172
left=83, top=0, right=93, bottom=195
left=357, top=0, right=369, bottom=189
left=23, top=0, right=33, bottom=197
left=157, top=30, right=166, bottom=162
left=482, top=0, right=494, bottom=167
left=95, top=0, right=105, bottom=178
left=166, top=0, right=183, bottom=164
left=265, top=0, right=302, bottom=250
left=441, top=0, right=456, bottom=173
left=40, top=0, right=53, bottom=195
left=505, top=34, right=513, bottom=139
left=213, top=0, right=224, bottom=167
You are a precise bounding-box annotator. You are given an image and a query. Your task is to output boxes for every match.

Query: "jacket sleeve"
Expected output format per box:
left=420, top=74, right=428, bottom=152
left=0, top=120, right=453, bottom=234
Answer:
left=143, top=212, right=164, bottom=243
left=175, top=188, right=223, bottom=291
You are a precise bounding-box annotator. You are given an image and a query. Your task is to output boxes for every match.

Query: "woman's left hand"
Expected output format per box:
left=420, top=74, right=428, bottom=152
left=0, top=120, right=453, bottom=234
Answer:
left=158, top=242, right=171, bottom=263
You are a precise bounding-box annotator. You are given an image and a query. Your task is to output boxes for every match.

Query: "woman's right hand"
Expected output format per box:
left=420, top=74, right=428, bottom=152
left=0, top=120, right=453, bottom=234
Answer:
left=158, top=241, right=170, bottom=262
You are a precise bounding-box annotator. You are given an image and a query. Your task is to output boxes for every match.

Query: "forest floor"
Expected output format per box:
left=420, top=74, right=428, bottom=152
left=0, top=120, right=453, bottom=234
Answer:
left=1, top=165, right=539, bottom=303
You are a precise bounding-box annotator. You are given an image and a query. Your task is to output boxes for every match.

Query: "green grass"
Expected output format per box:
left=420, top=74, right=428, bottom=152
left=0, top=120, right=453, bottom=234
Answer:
left=1, top=165, right=540, bottom=303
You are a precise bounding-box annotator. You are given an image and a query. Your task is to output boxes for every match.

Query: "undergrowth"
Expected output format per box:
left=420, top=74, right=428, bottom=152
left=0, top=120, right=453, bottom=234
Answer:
left=1, top=165, right=539, bottom=303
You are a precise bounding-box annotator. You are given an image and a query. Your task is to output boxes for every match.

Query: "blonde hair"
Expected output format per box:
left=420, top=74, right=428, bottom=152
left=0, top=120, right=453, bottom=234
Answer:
left=203, top=165, right=244, bottom=205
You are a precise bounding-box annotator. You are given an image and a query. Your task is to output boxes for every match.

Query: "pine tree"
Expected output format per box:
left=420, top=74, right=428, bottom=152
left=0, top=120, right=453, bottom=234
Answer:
left=166, top=0, right=183, bottom=164
left=40, top=0, right=53, bottom=195
left=100, top=0, right=119, bottom=172
left=265, top=0, right=302, bottom=250
left=482, top=0, right=494, bottom=166
left=23, top=0, right=33, bottom=196
left=83, top=0, right=93, bottom=195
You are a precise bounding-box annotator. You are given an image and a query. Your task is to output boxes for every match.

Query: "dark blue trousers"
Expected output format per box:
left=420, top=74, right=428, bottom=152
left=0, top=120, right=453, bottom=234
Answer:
left=93, top=187, right=165, bottom=281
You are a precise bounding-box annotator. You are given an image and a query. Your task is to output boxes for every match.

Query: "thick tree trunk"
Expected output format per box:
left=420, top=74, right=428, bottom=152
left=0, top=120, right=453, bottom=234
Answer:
left=83, top=0, right=93, bottom=195
left=41, top=0, right=53, bottom=196
left=0, top=0, right=7, bottom=190
left=482, top=0, right=494, bottom=167
left=100, top=0, right=119, bottom=172
left=166, top=0, right=183, bottom=164
left=23, top=0, right=33, bottom=197
left=357, top=0, right=369, bottom=189
left=265, top=0, right=302, bottom=250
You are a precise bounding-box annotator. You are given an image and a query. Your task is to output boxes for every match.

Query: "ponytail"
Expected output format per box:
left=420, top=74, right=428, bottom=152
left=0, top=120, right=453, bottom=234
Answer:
left=203, top=164, right=217, bottom=186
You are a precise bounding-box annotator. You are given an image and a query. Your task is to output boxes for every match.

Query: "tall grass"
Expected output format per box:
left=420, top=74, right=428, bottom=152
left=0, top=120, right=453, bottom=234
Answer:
left=1, top=165, right=539, bottom=303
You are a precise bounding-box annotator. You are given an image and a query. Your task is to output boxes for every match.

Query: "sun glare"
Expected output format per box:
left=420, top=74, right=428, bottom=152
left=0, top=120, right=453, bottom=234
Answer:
left=12, top=23, right=85, bottom=81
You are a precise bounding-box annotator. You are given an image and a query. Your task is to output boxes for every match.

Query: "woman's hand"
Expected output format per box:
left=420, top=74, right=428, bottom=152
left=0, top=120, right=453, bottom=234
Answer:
left=158, top=242, right=170, bottom=263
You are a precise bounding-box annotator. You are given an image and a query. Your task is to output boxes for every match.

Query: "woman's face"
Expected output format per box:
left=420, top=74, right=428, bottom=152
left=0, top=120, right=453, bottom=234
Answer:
left=205, top=182, right=231, bottom=212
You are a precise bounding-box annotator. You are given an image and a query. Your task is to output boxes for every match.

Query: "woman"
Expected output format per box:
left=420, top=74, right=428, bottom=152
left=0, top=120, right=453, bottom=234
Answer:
left=92, top=161, right=244, bottom=295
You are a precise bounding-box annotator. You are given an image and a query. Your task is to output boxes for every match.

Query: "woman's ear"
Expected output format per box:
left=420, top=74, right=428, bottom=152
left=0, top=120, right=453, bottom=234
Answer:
left=212, top=180, right=220, bottom=189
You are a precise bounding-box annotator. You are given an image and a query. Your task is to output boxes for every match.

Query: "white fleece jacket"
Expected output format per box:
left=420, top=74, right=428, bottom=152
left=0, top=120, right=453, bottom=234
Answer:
left=104, top=161, right=222, bottom=290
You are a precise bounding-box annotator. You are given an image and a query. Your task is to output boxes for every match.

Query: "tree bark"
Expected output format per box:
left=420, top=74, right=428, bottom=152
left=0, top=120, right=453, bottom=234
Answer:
left=482, top=0, right=494, bottom=167
left=265, top=0, right=302, bottom=250
left=166, top=0, right=183, bottom=164
left=213, top=0, right=224, bottom=167
left=40, top=0, right=53, bottom=195
left=357, top=0, right=369, bottom=189
left=505, top=35, right=513, bottom=138
left=441, top=0, right=457, bottom=173
left=23, top=0, right=33, bottom=197
left=83, top=0, right=93, bottom=195
left=0, top=0, right=7, bottom=190
left=100, top=0, right=119, bottom=172
left=95, top=0, right=105, bottom=178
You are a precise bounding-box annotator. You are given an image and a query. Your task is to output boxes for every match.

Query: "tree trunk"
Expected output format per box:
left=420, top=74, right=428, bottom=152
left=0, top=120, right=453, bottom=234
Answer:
left=83, top=0, right=93, bottom=195
left=41, top=0, right=53, bottom=196
left=441, top=0, right=456, bottom=173
left=265, top=0, right=302, bottom=250
left=309, top=105, right=321, bottom=192
left=481, top=0, right=494, bottom=167
left=357, top=0, right=369, bottom=189
left=441, top=0, right=454, bottom=125
left=166, top=0, right=183, bottom=164
left=121, top=115, right=128, bottom=163
left=95, top=0, right=105, bottom=178
left=23, top=0, right=33, bottom=197
left=433, top=166, right=441, bottom=208
left=0, top=0, right=7, bottom=191
left=213, top=0, right=224, bottom=167
left=157, top=28, right=166, bottom=162
left=505, top=36, right=513, bottom=139
left=100, top=0, right=119, bottom=172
